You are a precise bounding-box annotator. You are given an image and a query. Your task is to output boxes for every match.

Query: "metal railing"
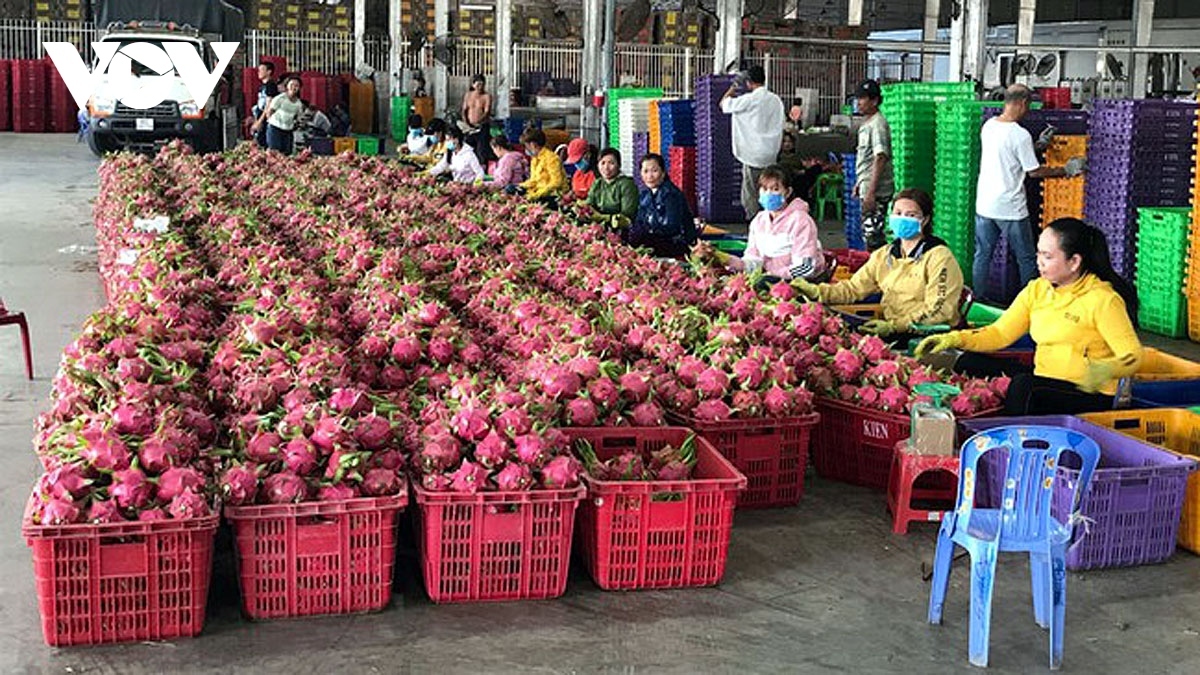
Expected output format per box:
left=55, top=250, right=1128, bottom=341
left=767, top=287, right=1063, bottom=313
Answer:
left=246, top=29, right=390, bottom=74
left=0, top=18, right=94, bottom=59
left=744, top=51, right=868, bottom=123
left=615, top=43, right=710, bottom=98
left=512, top=39, right=582, bottom=84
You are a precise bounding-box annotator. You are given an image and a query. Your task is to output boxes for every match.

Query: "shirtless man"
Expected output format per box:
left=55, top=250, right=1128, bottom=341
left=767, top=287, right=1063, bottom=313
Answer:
left=460, top=74, right=495, bottom=163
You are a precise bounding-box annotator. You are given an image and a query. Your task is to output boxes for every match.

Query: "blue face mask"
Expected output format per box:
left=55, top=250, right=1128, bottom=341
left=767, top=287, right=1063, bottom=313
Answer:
left=890, top=215, right=923, bottom=240
left=758, top=191, right=786, bottom=212
left=576, top=160, right=589, bottom=172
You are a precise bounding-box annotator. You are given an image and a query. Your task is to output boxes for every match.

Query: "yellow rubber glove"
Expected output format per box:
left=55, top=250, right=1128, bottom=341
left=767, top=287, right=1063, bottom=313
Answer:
left=610, top=214, right=631, bottom=230
left=791, top=278, right=820, bottom=300
left=861, top=319, right=897, bottom=337
left=1079, top=359, right=1116, bottom=393
left=914, top=332, right=963, bottom=359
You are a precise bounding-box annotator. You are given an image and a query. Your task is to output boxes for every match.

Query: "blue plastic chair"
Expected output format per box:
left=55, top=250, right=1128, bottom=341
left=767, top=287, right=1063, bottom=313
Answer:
left=927, top=425, right=1101, bottom=669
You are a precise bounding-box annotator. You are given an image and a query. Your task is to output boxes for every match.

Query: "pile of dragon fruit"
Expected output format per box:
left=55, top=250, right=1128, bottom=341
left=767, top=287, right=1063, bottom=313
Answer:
left=27, top=143, right=1006, bottom=524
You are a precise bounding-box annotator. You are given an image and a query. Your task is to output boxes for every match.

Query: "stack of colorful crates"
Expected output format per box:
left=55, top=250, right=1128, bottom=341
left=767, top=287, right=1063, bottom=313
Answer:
left=46, top=64, right=76, bottom=133
left=1135, top=207, right=1192, bottom=337
left=1041, top=135, right=1087, bottom=227
left=0, top=60, right=11, bottom=131
left=618, top=98, right=652, bottom=186
left=12, top=59, right=48, bottom=133
left=390, top=95, right=411, bottom=142
left=1190, top=108, right=1200, bottom=342
left=648, top=100, right=663, bottom=156
left=1084, top=99, right=1197, bottom=279
left=632, top=132, right=650, bottom=190
left=879, top=81, right=975, bottom=196
left=695, top=75, right=743, bottom=223
left=605, top=87, right=663, bottom=151
left=668, top=146, right=698, bottom=216
left=933, top=101, right=995, bottom=283
left=654, top=100, right=695, bottom=170
left=841, top=153, right=863, bottom=250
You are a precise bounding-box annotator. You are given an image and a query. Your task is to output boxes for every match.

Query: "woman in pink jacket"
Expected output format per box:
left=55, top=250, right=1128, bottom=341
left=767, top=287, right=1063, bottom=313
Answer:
left=695, top=165, right=827, bottom=281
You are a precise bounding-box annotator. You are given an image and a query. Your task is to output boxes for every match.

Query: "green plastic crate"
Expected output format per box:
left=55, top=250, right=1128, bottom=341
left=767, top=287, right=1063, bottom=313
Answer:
left=390, top=95, right=411, bottom=142
left=356, top=135, right=381, bottom=156
left=967, top=302, right=1005, bottom=327
left=1138, top=299, right=1188, bottom=338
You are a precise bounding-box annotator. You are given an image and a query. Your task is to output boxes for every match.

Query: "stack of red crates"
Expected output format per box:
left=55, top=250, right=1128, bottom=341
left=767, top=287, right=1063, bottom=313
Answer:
left=668, top=145, right=698, bottom=216
left=0, top=60, right=12, bottom=131
left=46, top=59, right=77, bottom=133
left=1038, top=87, right=1072, bottom=110
left=300, top=71, right=329, bottom=112
left=12, top=59, right=48, bottom=133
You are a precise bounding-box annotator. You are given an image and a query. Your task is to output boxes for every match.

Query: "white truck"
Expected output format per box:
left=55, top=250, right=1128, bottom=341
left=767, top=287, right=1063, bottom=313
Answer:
left=84, top=0, right=243, bottom=156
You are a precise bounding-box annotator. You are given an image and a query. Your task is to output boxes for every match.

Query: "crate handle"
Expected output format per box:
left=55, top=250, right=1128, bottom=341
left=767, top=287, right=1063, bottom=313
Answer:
left=100, top=534, right=146, bottom=545
left=1111, top=417, right=1143, bottom=431
left=599, top=436, right=639, bottom=450
left=298, top=515, right=340, bottom=527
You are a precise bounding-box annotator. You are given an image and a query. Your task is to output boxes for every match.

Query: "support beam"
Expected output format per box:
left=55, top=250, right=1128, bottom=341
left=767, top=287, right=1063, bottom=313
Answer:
left=599, top=0, right=616, bottom=145
left=1016, top=0, right=1037, bottom=48
left=1130, top=0, right=1155, bottom=98
left=848, top=0, right=864, bottom=27
left=354, top=0, right=366, bottom=72
left=580, top=0, right=603, bottom=145
left=949, top=0, right=989, bottom=83
left=713, top=0, right=744, bottom=75
left=432, top=0, right=449, bottom=117
left=495, top=0, right=513, bottom=119
left=921, top=0, right=939, bottom=80
left=388, top=0, right=402, bottom=98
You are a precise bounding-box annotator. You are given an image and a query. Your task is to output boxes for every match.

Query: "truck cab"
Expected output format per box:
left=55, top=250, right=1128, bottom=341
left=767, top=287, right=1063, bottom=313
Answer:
left=86, top=21, right=232, bottom=156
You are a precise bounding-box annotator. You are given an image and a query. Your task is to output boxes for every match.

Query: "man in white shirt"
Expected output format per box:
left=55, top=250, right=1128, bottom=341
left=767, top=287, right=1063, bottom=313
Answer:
left=721, top=66, right=785, bottom=220
left=974, top=84, right=1084, bottom=300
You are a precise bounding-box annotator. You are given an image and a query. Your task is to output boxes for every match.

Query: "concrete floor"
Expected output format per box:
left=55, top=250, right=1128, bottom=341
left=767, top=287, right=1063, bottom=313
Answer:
left=2, top=133, right=1200, bottom=674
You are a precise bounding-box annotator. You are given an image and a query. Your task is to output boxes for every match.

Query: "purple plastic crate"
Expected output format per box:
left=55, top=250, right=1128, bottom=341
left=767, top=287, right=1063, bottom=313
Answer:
left=960, top=415, right=1195, bottom=570
left=986, top=233, right=1024, bottom=304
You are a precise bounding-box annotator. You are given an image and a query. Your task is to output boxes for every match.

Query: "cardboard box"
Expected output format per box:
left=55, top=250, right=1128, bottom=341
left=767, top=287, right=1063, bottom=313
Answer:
left=908, top=407, right=957, bottom=456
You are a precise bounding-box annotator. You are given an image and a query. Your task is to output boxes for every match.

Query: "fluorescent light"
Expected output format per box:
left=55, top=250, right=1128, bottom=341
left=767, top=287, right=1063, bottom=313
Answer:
left=460, top=4, right=492, bottom=11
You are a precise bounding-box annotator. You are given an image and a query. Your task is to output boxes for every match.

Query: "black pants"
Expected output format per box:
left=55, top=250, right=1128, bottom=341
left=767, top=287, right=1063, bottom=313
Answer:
left=955, top=353, right=1114, bottom=416
left=466, top=128, right=495, bottom=165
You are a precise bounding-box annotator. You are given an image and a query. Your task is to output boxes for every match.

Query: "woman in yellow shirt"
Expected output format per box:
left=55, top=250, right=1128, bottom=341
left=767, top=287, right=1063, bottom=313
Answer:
left=505, top=128, right=569, bottom=207
left=916, top=218, right=1142, bottom=415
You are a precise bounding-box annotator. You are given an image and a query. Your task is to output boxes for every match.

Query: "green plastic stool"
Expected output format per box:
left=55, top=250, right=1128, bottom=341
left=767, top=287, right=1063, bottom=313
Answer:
left=814, top=172, right=843, bottom=222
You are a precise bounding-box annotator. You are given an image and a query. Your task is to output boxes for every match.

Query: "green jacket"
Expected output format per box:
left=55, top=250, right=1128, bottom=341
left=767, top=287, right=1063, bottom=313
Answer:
left=587, top=175, right=639, bottom=219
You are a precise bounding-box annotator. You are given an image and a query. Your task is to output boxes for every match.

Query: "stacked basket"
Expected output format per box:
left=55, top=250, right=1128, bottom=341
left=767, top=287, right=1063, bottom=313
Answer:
left=695, top=75, right=744, bottom=223
left=618, top=98, right=652, bottom=186
left=933, top=101, right=993, bottom=281
left=606, top=87, right=663, bottom=151
left=1041, top=135, right=1087, bottom=227
left=1190, top=107, right=1200, bottom=342
left=654, top=100, right=695, bottom=171
left=842, top=153, right=863, bottom=249
left=1084, top=99, right=1197, bottom=279
left=880, top=81, right=975, bottom=197
left=669, top=145, right=698, bottom=215
left=1136, top=207, right=1193, bottom=338
left=632, top=132, right=650, bottom=190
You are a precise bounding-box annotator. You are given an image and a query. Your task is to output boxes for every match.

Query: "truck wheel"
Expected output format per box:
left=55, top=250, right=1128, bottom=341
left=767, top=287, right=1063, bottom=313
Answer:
left=86, top=131, right=119, bottom=157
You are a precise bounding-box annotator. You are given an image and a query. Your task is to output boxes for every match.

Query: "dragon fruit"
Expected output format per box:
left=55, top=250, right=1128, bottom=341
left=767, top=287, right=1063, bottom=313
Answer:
left=609, top=452, right=646, bottom=480
left=416, top=302, right=446, bottom=326
left=422, top=472, right=453, bottom=491
left=732, top=356, right=766, bottom=390
left=541, top=366, right=582, bottom=400
left=138, top=508, right=169, bottom=521
left=112, top=403, right=154, bottom=436
left=116, top=357, right=152, bottom=383
left=565, top=397, right=599, bottom=427
left=450, top=461, right=489, bottom=493
left=540, top=455, right=583, bottom=489
left=763, top=386, right=792, bottom=418
left=864, top=360, right=903, bottom=385
left=246, top=431, right=283, bottom=463
left=81, top=425, right=131, bottom=472
left=219, top=464, right=259, bottom=505
left=330, top=388, right=369, bottom=416
left=137, top=437, right=176, bottom=473
left=496, top=408, right=533, bottom=437
left=857, top=385, right=881, bottom=407
left=693, top=399, right=733, bottom=422
left=474, top=430, right=511, bottom=468
left=390, top=336, right=423, bottom=366
left=361, top=468, right=402, bottom=496
left=317, top=482, right=360, bottom=501
left=371, top=449, right=406, bottom=471
left=39, top=463, right=91, bottom=500
left=39, top=497, right=81, bottom=525
left=588, top=377, right=620, bottom=409
left=856, top=335, right=890, bottom=363
left=514, top=434, right=547, bottom=468
left=630, top=401, right=664, bottom=427
left=879, top=386, right=910, bottom=412
left=353, top=414, right=393, bottom=450
left=832, top=349, right=865, bottom=382
left=494, top=462, right=534, bottom=491
left=618, top=371, right=652, bottom=402
left=731, top=390, right=764, bottom=417
left=85, top=498, right=125, bottom=524
left=310, top=416, right=346, bottom=451
left=167, top=490, right=210, bottom=519
left=157, top=467, right=204, bottom=501
left=695, top=367, right=731, bottom=400
left=111, top=467, right=155, bottom=510
left=263, top=472, right=309, bottom=504
left=420, top=434, right=463, bottom=472
left=427, top=337, right=456, bottom=365
left=283, top=437, right=320, bottom=475
left=451, top=405, right=492, bottom=442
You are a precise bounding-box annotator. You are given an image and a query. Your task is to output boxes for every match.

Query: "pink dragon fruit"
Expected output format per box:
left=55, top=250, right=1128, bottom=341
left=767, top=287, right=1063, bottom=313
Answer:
left=792, top=311, right=825, bottom=340
left=950, top=394, right=977, bottom=416
left=496, top=408, right=533, bottom=437
left=731, top=390, right=764, bottom=417
left=353, top=414, right=393, bottom=450
left=219, top=464, right=260, bottom=505
left=695, top=367, right=731, bottom=400
left=630, top=401, right=665, bottom=427
left=675, top=356, right=707, bottom=387
left=791, top=387, right=815, bottom=415
left=990, top=375, right=1012, bottom=398
left=85, top=498, right=125, bottom=524
left=330, top=388, right=369, bottom=416
left=421, top=472, right=453, bottom=491
left=317, top=482, right=360, bottom=501
left=565, top=397, right=599, bottom=427
left=566, top=355, right=601, bottom=380
left=656, top=461, right=692, bottom=481
left=362, top=468, right=402, bottom=496
left=167, top=490, right=210, bottom=519
left=837, top=384, right=859, bottom=401
left=420, top=434, right=463, bottom=473
left=138, top=508, right=169, bottom=521
left=416, top=302, right=446, bottom=326
left=763, top=386, right=793, bottom=418
left=514, top=434, right=548, bottom=468
left=618, top=371, right=652, bottom=403
left=283, top=437, right=320, bottom=475
left=857, top=386, right=882, bottom=407
left=732, top=356, right=767, bottom=390
left=541, top=366, right=583, bottom=400
left=768, top=281, right=795, bottom=301
left=541, top=455, right=583, bottom=489
left=371, top=449, right=406, bottom=471
left=246, top=431, right=283, bottom=463
left=473, top=430, right=511, bottom=469
left=856, top=335, right=890, bottom=363
left=40, top=463, right=91, bottom=500
left=310, top=416, right=346, bottom=451
left=263, top=472, right=309, bottom=504
left=865, top=360, right=903, bottom=385
left=832, top=349, right=865, bottom=382
left=609, top=452, right=646, bottom=480
left=116, top=357, right=152, bottom=383
left=693, top=399, right=733, bottom=422
left=112, top=403, right=154, bottom=436
left=451, top=405, right=492, bottom=442
left=450, top=461, right=489, bottom=493
left=427, top=337, right=456, bottom=365
left=879, top=385, right=910, bottom=412
left=390, top=336, right=423, bottom=366
left=157, top=467, right=204, bottom=501
left=111, top=467, right=155, bottom=510
left=137, top=437, right=176, bottom=473
left=359, top=335, right=389, bottom=360
left=588, top=377, right=620, bottom=409
left=494, top=462, right=534, bottom=491
left=38, top=497, right=81, bottom=525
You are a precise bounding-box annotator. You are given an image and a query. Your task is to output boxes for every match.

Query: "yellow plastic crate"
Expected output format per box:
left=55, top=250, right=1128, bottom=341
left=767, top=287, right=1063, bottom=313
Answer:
left=333, top=137, right=356, bottom=154
left=1080, top=408, right=1200, bottom=552
left=1135, top=347, right=1200, bottom=381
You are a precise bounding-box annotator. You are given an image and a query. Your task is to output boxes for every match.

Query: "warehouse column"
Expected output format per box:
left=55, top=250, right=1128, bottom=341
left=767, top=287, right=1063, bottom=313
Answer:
left=432, top=0, right=449, bottom=117
left=1016, top=0, right=1037, bottom=48
left=580, top=0, right=603, bottom=145
left=495, top=0, right=513, bottom=119
left=388, top=0, right=402, bottom=97
left=949, top=0, right=988, bottom=83
left=921, top=0, right=939, bottom=80
left=848, top=0, right=863, bottom=26
left=1130, top=0, right=1155, bottom=98
left=354, top=0, right=366, bottom=71
left=712, top=0, right=744, bottom=74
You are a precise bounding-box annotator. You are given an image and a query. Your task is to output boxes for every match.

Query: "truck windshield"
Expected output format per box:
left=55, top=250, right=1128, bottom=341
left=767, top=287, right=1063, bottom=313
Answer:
left=96, top=39, right=210, bottom=74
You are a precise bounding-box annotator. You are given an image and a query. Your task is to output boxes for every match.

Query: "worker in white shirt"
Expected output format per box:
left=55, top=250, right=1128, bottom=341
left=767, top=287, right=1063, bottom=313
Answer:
left=720, top=65, right=785, bottom=221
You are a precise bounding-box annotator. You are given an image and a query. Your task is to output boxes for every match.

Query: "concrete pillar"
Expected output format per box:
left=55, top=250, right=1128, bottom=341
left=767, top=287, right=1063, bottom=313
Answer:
left=949, top=0, right=988, bottom=83
left=1016, top=0, right=1037, bottom=48
left=848, top=0, right=864, bottom=27
left=581, top=0, right=603, bottom=145
left=600, top=0, right=616, bottom=145
left=921, top=0, right=939, bottom=80
left=495, top=0, right=513, bottom=119
left=1130, top=0, right=1155, bottom=98
left=388, top=0, right=402, bottom=98
left=354, top=0, right=366, bottom=71
left=432, top=0, right=449, bottom=116
left=712, top=0, right=744, bottom=75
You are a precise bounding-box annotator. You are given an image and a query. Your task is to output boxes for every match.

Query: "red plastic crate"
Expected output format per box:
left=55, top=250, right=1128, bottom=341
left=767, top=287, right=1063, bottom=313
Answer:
left=301, top=71, right=329, bottom=112
left=812, top=397, right=999, bottom=490
left=565, top=427, right=746, bottom=590
left=11, top=59, right=47, bottom=133
left=667, top=412, right=820, bottom=508
left=413, top=482, right=584, bottom=603
left=0, top=60, right=11, bottom=131
left=23, top=504, right=218, bottom=646
left=828, top=247, right=870, bottom=272
left=224, top=492, right=407, bottom=620
left=46, top=61, right=76, bottom=133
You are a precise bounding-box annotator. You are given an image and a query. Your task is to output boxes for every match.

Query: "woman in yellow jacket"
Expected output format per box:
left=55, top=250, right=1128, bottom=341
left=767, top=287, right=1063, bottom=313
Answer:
left=504, top=128, right=569, bottom=206
left=792, top=188, right=965, bottom=345
left=916, top=217, right=1142, bottom=415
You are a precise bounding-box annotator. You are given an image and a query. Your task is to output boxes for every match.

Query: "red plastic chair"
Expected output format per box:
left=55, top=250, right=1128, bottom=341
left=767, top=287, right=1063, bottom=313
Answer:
left=0, top=307, right=33, bottom=379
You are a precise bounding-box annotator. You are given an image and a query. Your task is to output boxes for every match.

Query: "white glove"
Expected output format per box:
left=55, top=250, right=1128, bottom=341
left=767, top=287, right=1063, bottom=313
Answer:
left=1064, top=156, right=1087, bottom=177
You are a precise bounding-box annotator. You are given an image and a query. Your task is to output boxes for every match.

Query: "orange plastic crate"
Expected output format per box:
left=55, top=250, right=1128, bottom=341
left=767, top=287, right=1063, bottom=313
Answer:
left=666, top=412, right=820, bottom=508
left=24, top=506, right=218, bottom=646
left=333, top=136, right=356, bottom=154
left=565, top=427, right=746, bottom=590
left=413, top=483, right=584, bottom=603
left=225, top=492, right=406, bottom=619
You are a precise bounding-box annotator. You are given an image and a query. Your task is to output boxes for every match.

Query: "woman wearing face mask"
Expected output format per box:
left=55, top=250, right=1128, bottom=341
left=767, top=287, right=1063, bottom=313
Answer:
left=792, top=188, right=964, bottom=344
left=508, top=128, right=569, bottom=205
left=402, top=118, right=448, bottom=167
left=586, top=148, right=639, bottom=225
left=427, top=126, right=485, bottom=183
left=252, top=76, right=304, bottom=155
left=626, top=154, right=696, bottom=259
left=693, top=165, right=825, bottom=282
left=566, top=139, right=599, bottom=201
left=489, top=136, right=528, bottom=189
left=915, top=218, right=1142, bottom=415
